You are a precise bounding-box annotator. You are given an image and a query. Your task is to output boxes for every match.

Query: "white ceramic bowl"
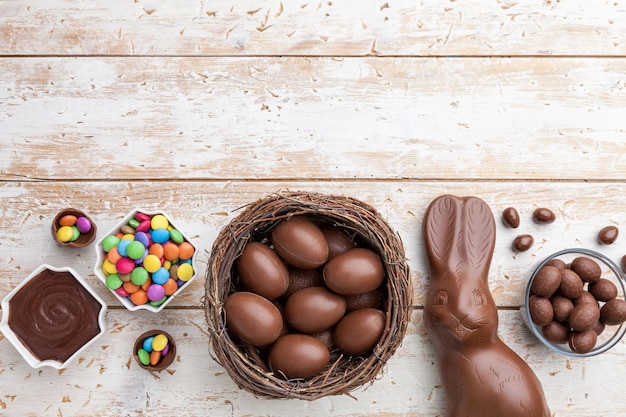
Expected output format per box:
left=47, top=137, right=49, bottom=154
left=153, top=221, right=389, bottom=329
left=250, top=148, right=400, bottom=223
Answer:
left=94, top=209, right=198, bottom=313
left=0, top=264, right=107, bottom=369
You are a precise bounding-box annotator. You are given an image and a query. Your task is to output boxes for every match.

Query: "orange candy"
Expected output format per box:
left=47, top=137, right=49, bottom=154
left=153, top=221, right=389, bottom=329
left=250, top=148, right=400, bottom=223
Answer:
left=150, top=350, right=162, bottom=365
left=107, top=246, right=122, bottom=264
left=130, top=289, right=148, bottom=305
left=59, top=215, right=77, bottom=227
left=149, top=243, right=164, bottom=259
left=123, top=281, right=140, bottom=294
left=163, top=278, right=178, bottom=296
left=178, top=242, right=194, bottom=260
left=141, top=277, right=152, bottom=291
left=163, top=243, right=179, bottom=261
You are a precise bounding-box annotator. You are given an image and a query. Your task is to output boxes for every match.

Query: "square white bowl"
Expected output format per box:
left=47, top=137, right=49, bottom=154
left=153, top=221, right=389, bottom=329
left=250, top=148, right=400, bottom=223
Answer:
left=94, top=209, right=198, bottom=313
left=0, top=264, right=107, bottom=369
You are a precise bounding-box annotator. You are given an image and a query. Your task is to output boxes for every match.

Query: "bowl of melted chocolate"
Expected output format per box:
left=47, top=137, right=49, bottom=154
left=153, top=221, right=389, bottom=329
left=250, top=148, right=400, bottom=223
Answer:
left=0, top=264, right=107, bottom=369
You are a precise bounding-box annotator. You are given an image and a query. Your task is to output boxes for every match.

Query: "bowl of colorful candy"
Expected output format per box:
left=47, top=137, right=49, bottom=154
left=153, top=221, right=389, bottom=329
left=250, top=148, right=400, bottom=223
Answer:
left=51, top=208, right=97, bottom=248
left=133, top=330, right=176, bottom=372
left=522, top=248, right=626, bottom=357
left=0, top=264, right=107, bottom=369
left=94, top=209, right=197, bottom=313
left=205, top=191, right=413, bottom=400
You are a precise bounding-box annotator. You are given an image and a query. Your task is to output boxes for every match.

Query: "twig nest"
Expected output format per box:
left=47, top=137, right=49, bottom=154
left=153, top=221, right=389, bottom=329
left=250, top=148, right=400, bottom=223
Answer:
left=204, top=191, right=413, bottom=400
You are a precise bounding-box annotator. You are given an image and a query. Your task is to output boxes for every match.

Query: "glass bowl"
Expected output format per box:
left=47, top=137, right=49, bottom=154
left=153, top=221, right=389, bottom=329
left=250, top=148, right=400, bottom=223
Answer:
left=0, top=264, right=107, bottom=369
left=94, top=209, right=198, bottom=313
left=521, top=248, right=626, bottom=357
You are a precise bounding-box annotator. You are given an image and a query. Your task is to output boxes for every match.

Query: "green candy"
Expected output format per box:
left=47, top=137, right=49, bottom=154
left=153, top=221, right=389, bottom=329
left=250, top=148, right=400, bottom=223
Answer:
left=137, top=348, right=150, bottom=366
left=126, top=240, right=145, bottom=260
left=130, top=267, right=149, bottom=285
left=128, top=219, right=140, bottom=228
left=105, top=273, right=123, bottom=290
left=169, top=229, right=184, bottom=244
left=69, top=226, right=81, bottom=241
left=149, top=296, right=168, bottom=307
left=102, top=235, right=121, bottom=252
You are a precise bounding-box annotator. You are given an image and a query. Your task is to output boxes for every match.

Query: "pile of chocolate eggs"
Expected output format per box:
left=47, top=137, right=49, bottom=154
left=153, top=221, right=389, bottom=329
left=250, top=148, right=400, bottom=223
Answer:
left=223, top=216, right=387, bottom=380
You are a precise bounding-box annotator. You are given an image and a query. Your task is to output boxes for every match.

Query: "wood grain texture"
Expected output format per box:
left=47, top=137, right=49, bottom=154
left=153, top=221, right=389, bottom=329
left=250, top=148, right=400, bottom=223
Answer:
left=3, top=0, right=626, bottom=415
left=2, top=57, right=626, bottom=181
left=2, top=180, right=626, bottom=310
left=0, top=308, right=624, bottom=416
left=1, top=0, right=626, bottom=56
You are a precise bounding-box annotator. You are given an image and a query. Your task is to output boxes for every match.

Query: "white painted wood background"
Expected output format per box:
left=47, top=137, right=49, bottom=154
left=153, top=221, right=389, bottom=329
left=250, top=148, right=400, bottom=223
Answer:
left=1, top=1, right=626, bottom=416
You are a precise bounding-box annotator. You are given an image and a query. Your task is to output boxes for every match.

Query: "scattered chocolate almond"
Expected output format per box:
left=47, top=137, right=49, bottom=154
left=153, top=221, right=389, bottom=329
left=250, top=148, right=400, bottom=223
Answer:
left=532, top=208, right=556, bottom=224
left=502, top=207, right=520, bottom=228
left=597, top=225, right=619, bottom=245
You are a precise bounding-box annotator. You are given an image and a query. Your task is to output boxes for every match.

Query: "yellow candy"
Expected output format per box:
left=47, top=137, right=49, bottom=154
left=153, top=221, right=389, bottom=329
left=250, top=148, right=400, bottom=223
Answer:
left=152, top=333, right=168, bottom=352
left=163, top=260, right=171, bottom=270
left=102, top=258, right=118, bottom=275
left=143, top=254, right=161, bottom=273
left=121, top=233, right=135, bottom=241
left=177, top=263, right=194, bottom=281
left=56, top=226, right=74, bottom=242
left=151, top=214, right=169, bottom=230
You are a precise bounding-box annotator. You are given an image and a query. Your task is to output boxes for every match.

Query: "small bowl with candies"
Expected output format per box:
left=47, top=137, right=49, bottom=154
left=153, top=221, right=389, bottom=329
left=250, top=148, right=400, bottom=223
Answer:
left=205, top=191, right=413, bottom=400
left=94, top=209, right=197, bottom=313
left=52, top=208, right=97, bottom=248
left=133, top=330, right=176, bottom=372
left=522, top=248, right=626, bottom=357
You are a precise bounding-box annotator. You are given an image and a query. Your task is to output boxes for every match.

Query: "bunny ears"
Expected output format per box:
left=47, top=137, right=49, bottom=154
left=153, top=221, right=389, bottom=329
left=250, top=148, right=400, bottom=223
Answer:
left=423, top=195, right=496, bottom=280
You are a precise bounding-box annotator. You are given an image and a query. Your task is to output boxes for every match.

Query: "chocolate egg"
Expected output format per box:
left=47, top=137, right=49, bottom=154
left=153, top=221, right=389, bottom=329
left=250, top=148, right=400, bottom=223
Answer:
left=570, top=256, right=601, bottom=283
left=271, top=216, right=329, bottom=269
left=528, top=295, right=554, bottom=327
left=542, top=321, right=570, bottom=344
left=550, top=295, right=574, bottom=323
left=568, top=302, right=600, bottom=332
left=268, top=334, right=330, bottom=379
left=558, top=269, right=584, bottom=299
left=569, top=328, right=597, bottom=354
left=531, top=265, right=561, bottom=298
left=285, top=287, right=346, bottom=333
left=588, top=278, right=618, bottom=302
left=600, top=298, right=626, bottom=325
left=224, top=292, right=283, bottom=346
left=320, top=226, right=356, bottom=260
left=334, top=308, right=385, bottom=356
left=324, top=248, right=385, bottom=296
left=237, top=242, right=289, bottom=300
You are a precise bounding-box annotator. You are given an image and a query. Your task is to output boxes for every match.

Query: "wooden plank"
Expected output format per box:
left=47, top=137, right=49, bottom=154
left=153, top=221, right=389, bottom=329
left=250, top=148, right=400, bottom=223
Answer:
left=2, top=180, right=626, bottom=310
left=2, top=57, right=626, bottom=181
left=0, top=308, right=624, bottom=416
left=1, top=0, right=626, bottom=57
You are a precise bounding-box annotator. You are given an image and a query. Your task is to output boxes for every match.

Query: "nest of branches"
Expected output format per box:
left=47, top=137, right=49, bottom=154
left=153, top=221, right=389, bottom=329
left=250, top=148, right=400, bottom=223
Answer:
left=204, top=191, right=413, bottom=400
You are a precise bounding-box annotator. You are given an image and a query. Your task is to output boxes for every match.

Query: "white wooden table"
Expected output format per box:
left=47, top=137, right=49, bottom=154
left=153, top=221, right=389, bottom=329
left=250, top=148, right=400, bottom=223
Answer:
left=1, top=1, right=626, bottom=415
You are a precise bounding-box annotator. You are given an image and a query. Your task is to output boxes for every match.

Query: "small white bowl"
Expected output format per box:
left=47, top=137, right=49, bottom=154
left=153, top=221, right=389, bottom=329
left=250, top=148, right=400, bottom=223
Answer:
left=0, top=264, right=107, bottom=369
left=94, top=209, right=198, bottom=313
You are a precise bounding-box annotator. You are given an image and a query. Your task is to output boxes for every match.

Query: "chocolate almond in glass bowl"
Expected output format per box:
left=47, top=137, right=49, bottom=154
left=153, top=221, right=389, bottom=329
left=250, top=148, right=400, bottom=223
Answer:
left=0, top=264, right=107, bottom=369
left=523, top=248, right=626, bottom=357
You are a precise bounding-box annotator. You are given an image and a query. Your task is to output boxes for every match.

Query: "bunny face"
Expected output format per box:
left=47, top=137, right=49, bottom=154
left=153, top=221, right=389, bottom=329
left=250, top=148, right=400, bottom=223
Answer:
left=424, top=272, right=499, bottom=350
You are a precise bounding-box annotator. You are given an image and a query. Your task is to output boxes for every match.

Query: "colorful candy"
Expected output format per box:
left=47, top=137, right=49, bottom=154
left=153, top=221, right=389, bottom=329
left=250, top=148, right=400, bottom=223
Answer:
left=100, top=212, right=195, bottom=307
left=136, top=332, right=171, bottom=368
left=55, top=215, right=92, bottom=242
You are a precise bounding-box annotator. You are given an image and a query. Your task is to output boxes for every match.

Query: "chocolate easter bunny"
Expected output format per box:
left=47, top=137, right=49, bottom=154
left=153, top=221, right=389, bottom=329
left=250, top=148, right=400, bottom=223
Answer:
left=423, top=195, right=550, bottom=417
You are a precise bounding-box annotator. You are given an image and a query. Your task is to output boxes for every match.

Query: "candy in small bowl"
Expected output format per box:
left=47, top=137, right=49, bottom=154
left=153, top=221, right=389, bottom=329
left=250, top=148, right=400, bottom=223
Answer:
left=0, top=264, right=107, bottom=369
left=94, top=209, right=197, bottom=313
left=51, top=208, right=97, bottom=248
left=133, top=330, right=177, bottom=372
left=522, top=248, right=626, bottom=357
